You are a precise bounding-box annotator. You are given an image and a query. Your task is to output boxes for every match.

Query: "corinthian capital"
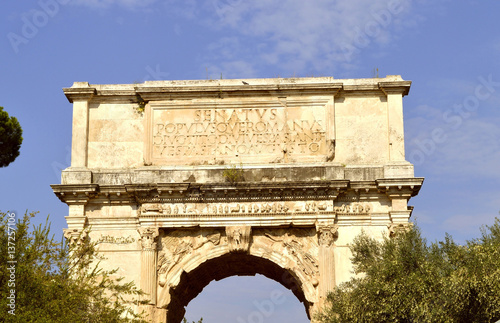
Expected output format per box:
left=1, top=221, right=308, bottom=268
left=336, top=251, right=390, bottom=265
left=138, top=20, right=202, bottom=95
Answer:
left=316, top=224, right=338, bottom=247
left=63, top=228, right=88, bottom=246
left=387, top=222, right=412, bottom=237
left=138, top=227, right=159, bottom=250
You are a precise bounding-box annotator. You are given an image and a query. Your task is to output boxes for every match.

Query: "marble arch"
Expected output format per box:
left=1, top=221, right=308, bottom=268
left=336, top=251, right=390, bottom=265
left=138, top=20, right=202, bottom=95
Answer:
left=52, top=76, right=423, bottom=322
left=158, top=240, right=316, bottom=322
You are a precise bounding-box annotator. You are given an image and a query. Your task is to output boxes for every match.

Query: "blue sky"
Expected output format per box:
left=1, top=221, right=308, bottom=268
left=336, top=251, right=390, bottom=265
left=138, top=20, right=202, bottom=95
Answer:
left=1, top=0, right=499, bottom=322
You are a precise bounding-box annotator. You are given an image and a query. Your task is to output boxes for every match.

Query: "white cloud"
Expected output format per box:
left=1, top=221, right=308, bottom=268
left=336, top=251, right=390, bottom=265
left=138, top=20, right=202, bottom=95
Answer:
left=163, top=0, right=202, bottom=19
left=167, top=0, right=434, bottom=75
left=205, top=59, right=258, bottom=79
left=229, top=0, right=410, bottom=66
left=433, top=119, right=500, bottom=175
left=407, top=113, right=500, bottom=178
left=406, top=76, right=500, bottom=179
left=206, top=36, right=242, bottom=60
left=69, top=0, right=443, bottom=74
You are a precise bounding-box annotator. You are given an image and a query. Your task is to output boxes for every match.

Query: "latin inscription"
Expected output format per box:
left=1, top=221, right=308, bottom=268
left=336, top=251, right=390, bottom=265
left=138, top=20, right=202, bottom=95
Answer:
left=152, top=108, right=326, bottom=159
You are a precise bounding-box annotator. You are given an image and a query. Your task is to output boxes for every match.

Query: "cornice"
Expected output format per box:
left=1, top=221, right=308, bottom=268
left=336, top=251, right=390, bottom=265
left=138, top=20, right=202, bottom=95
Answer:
left=51, top=178, right=424, bottom=206
left=62, top=82, right=97, bottom=103
left=379, top=81, right=412, bottom=96
left=51, top=181, right=353, bottom=205
left=376, top=178, right=424, bottom=198
left=51, top=184, right=99, bottom=204
left=61, top=76, right=412, bottom=103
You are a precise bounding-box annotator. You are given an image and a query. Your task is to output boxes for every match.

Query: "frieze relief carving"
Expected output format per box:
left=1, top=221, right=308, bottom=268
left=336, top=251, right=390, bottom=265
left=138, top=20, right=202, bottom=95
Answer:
left=140, top=201, right=334, bottom=217
left=334, top=202, right=371, bottom=214
left=304, top=201, right=330, bottom=212
left=97, top=235, right=136, bottom=245
left=142, top=203, right=163, bottom=213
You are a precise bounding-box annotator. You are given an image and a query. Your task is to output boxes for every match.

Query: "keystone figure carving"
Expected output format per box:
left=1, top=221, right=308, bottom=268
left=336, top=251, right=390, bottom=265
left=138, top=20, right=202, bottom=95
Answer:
left=226, top=226, right=252, bottom=252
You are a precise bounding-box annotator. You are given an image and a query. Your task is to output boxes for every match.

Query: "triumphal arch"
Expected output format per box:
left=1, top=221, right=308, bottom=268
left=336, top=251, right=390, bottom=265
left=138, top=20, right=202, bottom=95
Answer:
left=52, top=76, right=423, bottom=322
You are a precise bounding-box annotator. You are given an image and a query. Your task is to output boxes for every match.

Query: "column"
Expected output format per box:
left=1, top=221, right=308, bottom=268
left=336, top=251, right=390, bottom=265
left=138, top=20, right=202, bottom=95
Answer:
left=316, top=224, right=338, bottom=302
left=138, top=227, right=159, bottom=305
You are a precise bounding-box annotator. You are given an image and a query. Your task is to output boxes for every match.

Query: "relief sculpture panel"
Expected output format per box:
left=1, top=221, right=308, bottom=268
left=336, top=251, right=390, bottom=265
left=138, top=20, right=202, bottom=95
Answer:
left=252, top=228, right=320, bottom=286
left=157, top=227, right=321, bottom=290
left=157, top=229, right=223, bottom=287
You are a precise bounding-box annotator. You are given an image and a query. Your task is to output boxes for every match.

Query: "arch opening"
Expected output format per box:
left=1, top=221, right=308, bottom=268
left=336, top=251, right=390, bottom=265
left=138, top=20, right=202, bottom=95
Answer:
left=164, top=252, right=312, bottom=323
left=184, top=275, right=311, bottom=323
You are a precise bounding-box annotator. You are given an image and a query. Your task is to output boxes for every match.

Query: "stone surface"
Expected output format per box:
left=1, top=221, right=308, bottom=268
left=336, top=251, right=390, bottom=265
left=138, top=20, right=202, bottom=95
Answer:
left=52, top=76, right=423, bottom=323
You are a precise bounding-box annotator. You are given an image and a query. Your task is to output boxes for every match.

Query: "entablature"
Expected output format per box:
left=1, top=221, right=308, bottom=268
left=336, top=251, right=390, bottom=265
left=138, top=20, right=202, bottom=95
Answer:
left=63, top=76, right=411, bottom=104
left=52, top=177, right=422, bottom=210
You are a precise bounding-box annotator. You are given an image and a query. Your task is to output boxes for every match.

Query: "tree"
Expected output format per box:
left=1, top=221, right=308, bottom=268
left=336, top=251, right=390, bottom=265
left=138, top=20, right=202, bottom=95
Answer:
left=0, top=106, right=23, bottom=167
left=182, top=318, right=203, bottom=323
left=0, top=211, right=147, bottom=322
left=317, top=219, right=500, bottom=323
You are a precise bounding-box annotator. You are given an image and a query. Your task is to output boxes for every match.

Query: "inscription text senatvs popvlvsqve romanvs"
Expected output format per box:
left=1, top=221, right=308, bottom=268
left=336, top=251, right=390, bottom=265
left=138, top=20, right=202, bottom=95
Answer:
left=152, top=108, right=326, bottom=158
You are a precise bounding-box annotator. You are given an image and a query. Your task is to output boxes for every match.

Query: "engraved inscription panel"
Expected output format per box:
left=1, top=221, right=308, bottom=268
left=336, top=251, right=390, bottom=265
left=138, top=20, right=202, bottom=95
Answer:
left=148, top=100, right=329, bottom=165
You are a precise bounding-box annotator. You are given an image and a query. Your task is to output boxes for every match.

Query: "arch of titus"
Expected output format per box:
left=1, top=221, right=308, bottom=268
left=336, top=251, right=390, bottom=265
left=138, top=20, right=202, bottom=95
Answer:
left=52, top=76, right=423, bottom=322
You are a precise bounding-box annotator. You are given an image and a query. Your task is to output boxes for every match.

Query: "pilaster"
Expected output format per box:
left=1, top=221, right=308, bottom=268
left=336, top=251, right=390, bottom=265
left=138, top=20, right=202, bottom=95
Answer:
left=326, top=87, right=342, bottom=162
left=63, top=82, right=96, bottom=168
left=379, top=81, right=411, bottom=162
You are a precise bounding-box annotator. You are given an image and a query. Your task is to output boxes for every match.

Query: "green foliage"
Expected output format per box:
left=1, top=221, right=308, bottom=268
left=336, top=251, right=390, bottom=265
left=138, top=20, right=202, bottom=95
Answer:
left=0, top=211, right=147, bottom=322
left=317, top=219, right=500, bottom=323
left=222, top=164, right=244, bottom=184
left=182, top=318, right=203, bottom=323
left=0, top=106, right=23, bottom=167
left=134, top=95, right=146, bottom=115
